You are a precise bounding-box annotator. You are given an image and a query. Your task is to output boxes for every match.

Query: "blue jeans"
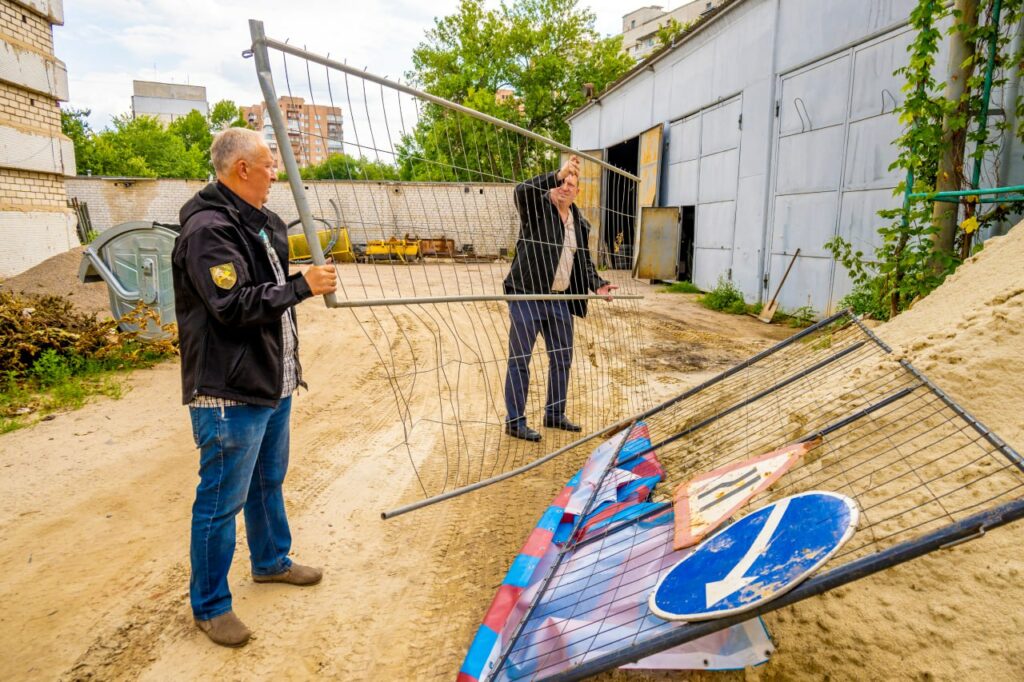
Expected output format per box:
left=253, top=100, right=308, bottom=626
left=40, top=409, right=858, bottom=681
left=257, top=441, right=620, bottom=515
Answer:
left=504, top=300, right=574, bottom=425
left=188, top=397, right=293, bottom=620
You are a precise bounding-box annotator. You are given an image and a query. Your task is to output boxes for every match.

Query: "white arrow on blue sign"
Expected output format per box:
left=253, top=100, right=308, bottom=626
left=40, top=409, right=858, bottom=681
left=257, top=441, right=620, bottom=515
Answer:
left=649, top=491, right=859, bottom=622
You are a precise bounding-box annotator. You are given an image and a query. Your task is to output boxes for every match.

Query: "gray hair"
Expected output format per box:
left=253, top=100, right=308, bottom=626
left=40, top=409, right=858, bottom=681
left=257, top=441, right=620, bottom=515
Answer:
left=210, top=127, right=267, bottom=175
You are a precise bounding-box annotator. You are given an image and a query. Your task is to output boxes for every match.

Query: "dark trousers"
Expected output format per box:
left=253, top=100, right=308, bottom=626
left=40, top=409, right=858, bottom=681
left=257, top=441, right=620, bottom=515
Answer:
left=504, top=300, right=574, bottom=425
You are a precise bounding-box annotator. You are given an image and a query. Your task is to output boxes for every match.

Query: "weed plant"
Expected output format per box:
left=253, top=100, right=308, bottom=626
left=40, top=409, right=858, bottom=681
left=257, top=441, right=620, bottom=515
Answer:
left=0, top=292, right=177, bottom=433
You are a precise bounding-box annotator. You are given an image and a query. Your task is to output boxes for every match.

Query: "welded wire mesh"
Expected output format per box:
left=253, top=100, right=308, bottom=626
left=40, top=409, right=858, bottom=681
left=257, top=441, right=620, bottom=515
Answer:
left=254, top=35, right=653, bottom=502
left=491, top=313, right=1024, bottom=680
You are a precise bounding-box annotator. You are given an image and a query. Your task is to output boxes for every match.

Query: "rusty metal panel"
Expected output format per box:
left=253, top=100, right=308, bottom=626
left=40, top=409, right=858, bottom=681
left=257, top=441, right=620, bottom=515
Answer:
left=569, top=149, right=606, bottom=258
left=638, top=124, right=664, bottom=207
left=635, top=206, right=681, bottom=280
left=568, top=150, right=605, bottom=257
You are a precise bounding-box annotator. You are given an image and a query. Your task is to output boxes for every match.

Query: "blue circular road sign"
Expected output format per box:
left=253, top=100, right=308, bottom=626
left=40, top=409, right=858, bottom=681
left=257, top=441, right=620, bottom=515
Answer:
left=650, top=491, right=859, bottom=621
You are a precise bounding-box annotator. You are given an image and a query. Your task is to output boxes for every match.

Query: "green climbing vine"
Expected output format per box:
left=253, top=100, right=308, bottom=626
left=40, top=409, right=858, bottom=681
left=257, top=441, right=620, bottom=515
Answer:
left=827, top=0, right=1024, bottom=319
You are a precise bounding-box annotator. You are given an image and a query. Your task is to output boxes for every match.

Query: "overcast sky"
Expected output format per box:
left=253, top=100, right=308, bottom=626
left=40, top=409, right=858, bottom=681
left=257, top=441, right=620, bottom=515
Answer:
left=54, top=0, right=664, bottom=131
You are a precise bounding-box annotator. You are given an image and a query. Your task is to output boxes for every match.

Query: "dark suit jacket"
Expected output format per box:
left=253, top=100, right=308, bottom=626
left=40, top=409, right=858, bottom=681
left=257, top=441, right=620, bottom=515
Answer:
left=503, top=171, right=609, bottom=318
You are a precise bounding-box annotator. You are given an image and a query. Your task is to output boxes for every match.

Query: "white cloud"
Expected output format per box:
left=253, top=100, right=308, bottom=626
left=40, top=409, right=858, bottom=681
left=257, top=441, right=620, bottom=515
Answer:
left=52, top=0, right=647, bottom=130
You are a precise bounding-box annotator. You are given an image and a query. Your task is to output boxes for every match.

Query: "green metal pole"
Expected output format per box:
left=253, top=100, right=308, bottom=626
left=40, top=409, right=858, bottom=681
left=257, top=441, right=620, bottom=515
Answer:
left=910, top=182, right=1024, bottom=199
left=971, top=0, right=1004, bottom=189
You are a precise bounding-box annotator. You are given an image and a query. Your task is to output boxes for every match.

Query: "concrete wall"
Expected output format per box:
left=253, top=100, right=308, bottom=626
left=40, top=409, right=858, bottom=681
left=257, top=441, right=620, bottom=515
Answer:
left=0, top=0, right=74, bottom=278
left=65, top=178, right=522, bottom=257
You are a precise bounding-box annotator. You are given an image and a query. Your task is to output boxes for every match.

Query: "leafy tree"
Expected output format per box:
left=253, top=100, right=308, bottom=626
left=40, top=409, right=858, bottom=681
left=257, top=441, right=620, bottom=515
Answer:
left=61, top=100, right=248, bottom=179
left=209, top=99, right=247, bottom=131
left=168, top=109, right=214, bottom=175
left=61, top=107, right=99, bottom=175
left=400, top=0, right=634, bottom=181
left=297, top=152, right=400, bottom=181
left=168, top=109, right=212, bottom=151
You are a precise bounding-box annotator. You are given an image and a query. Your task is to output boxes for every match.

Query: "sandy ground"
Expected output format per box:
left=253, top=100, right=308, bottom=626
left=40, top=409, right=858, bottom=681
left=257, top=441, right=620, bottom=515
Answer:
left=0, top=229, right=1021, bottom=680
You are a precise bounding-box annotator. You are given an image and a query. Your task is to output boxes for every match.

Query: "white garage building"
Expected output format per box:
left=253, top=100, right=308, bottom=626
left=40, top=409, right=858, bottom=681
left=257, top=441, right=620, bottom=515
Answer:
left=569, top=0, right=1024, bottom=314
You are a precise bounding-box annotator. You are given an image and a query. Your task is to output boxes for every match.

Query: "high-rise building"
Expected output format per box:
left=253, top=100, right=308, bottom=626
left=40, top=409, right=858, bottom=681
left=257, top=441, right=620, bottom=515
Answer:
left=241, top=97, right=343, bottom=169
left=131, top=80, right=208, bottom=124
left=620, top=1, right=724, bottom=61
left=0, top=0, right=76, bottom=277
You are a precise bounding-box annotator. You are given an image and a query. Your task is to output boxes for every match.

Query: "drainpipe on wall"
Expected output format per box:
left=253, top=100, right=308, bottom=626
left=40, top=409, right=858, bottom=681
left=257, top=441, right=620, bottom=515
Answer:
left=757, top=0, right=783, bottom=305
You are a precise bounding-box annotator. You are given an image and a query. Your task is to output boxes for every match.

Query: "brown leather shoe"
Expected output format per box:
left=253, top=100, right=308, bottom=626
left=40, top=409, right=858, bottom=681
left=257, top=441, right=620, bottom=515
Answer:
left=194, top=611, right=252, bottom=648
left=253, top=563, right=323, bottom=586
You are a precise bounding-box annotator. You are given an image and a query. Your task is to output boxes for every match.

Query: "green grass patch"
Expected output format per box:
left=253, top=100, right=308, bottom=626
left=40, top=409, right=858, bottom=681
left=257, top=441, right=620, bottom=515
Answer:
left=699, top=276, right=749, bottom=315
left=782, top=304, right=817, bottom=328
left=662, top=281, right=701, bottom=294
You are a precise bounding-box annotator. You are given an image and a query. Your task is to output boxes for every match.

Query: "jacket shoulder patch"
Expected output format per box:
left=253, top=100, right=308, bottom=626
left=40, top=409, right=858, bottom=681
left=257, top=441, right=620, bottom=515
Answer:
left=210, top=263, right=238, bottom=289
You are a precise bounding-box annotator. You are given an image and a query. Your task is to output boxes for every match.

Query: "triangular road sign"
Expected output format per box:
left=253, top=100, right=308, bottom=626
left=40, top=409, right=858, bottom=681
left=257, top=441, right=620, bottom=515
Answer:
left=673, top=438, right=821, bottom=550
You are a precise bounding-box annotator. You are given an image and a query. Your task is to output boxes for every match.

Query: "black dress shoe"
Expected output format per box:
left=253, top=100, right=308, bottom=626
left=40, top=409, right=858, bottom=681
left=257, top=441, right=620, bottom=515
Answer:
left=543, top=415, right=582, bottom=432
left=505, top=423, right=542, bottom=442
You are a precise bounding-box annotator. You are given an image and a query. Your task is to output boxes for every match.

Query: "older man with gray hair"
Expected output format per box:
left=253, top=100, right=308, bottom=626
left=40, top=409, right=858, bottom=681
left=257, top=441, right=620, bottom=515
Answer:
left=172, top=127, right=337, bottom=647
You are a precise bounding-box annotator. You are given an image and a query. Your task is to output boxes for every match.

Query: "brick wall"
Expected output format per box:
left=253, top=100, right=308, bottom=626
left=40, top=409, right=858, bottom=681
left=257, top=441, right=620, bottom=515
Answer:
left=0, top=0, right=74, bottom=277
left=0, top=1, right=53, bottom=53
left=0, top=167, right=66, bottom=210
left=0, top=80, right=60, bottom=133
left=65, top=178, right=523, bottom=256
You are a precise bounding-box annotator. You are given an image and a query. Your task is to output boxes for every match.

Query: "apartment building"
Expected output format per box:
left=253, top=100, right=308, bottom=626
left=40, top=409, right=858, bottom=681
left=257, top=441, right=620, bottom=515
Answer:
left=621, top=1, right=723, bottom=61
left=0, top=0, right=76, bottom=277
left=131, top=80, right=208, bottom=124
left=242, top=96, right=343, bottom=169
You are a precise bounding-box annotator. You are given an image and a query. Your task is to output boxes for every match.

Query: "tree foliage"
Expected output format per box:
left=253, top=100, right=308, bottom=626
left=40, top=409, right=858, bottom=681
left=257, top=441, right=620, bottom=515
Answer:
left=655, top=17, right=697, bottom=48
left=61, top=101, right=247, bottom=179
left=399, top=0, right=634, bottom=181
left=296, top=152, right=400, bottom=181
left=209, top=99, right=247, bottom=131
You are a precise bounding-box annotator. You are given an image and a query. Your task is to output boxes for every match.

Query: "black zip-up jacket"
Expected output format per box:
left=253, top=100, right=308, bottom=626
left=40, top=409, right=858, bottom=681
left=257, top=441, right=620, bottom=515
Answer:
left=172, top=181, right=312, bottom=407
left=503, top=171, right=609, bottom=318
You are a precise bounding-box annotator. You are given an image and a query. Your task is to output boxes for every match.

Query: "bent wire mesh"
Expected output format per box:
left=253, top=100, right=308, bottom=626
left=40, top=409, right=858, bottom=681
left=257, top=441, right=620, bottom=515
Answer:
left=471, top=312, right=1024, bottom=681
left=248, top=22, right=653, bottom=509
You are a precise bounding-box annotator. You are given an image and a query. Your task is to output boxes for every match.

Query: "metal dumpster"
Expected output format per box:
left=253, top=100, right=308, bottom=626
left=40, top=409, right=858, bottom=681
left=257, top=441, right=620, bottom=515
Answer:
left=78, top=221, right=179, bottom=339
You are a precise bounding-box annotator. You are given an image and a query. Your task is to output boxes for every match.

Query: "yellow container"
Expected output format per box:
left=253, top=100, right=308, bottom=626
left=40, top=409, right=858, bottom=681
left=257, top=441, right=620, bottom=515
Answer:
left=288, top=228, right=354, bottom=263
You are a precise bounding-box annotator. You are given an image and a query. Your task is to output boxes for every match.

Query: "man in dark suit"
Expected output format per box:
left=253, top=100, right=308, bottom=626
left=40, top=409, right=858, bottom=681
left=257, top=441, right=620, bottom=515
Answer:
left=503, top=155, right=618, bottom=441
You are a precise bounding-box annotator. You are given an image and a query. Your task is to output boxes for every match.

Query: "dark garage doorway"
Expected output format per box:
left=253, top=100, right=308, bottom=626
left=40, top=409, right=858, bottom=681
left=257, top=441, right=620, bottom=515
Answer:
left=679, top=205, right=695, bottom=281
left=604, top=136, right=639, bottom=269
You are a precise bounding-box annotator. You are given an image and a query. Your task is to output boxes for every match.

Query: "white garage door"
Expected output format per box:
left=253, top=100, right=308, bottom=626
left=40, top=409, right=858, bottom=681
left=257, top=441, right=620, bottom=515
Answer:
left=665, top=95, right=742, bottom=291
left=765, top=27, right=914, bottom=314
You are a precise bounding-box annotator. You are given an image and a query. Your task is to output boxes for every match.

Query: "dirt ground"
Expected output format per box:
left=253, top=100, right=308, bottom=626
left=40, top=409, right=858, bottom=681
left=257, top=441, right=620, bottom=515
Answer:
left=0, top=235, right=1021, bottom=680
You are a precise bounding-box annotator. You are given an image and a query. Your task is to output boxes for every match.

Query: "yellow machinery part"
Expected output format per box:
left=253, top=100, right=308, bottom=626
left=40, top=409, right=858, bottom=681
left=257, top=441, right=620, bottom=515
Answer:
left=365, top=238, right=421, bottom=262
left=288, top=228, right=355, bottom=263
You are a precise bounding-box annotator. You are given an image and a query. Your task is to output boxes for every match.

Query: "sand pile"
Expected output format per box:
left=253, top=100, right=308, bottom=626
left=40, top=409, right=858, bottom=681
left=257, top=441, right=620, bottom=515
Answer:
left=752, top=222, right=1024, bottom=681
left=877, top=223, right=1024, bottom=451
left=0, top=246, right=112, bottom=318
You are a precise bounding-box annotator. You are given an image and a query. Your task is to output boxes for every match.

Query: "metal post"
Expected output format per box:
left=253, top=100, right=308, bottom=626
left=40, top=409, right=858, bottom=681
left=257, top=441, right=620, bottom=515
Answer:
left=971, top=0, right=1004, bottom=190
left=248, top=19, right=338, bottom=307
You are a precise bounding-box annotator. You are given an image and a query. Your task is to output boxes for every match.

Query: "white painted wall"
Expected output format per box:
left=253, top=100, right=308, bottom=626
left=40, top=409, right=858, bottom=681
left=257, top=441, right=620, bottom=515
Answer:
left=570, top=0, right=1019, bottom=314
left=0, top=37, right=69, bottom=100
left=0, top=124, right=75, bottom=176
left=0, top=210, right=75, bottom=278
